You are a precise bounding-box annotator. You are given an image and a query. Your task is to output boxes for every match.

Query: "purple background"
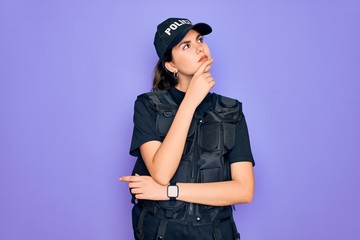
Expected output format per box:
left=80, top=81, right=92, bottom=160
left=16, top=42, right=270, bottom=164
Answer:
left=1, top=0, right=359, bottom=239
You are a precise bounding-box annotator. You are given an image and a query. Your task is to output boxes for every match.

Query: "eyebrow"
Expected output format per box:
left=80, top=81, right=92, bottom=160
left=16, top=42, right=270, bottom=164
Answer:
left=178, top=34, right=202, bottom=48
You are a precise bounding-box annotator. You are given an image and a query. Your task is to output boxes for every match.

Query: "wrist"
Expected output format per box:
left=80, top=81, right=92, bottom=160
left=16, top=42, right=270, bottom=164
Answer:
left=181, top=95, right=198, bottom=111
left=162, top=184, right=169, bottom=200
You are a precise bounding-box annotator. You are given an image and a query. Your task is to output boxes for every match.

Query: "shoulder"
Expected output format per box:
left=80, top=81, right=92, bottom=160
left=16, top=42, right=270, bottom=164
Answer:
left=134, top=90, right=177, bottom=112
left=133, top=92, right=155, bottom=113
left=137, top=90, right=178, bottom=109
left=212, top=93, right=243, bottom=112
left=211, top=93, right=244, bottom=122
left=135, top=90, right=170, bottom=102
left=135, top=91, right=153, bottom=102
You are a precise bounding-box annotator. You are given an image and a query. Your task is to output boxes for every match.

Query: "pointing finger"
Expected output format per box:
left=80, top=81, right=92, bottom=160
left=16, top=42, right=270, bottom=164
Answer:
left=119, top=175, right=142, bottom=182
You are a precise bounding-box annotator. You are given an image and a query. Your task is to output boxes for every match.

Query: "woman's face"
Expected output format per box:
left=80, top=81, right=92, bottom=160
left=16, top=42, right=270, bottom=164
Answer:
left=167, top=29, right=211, bottom=77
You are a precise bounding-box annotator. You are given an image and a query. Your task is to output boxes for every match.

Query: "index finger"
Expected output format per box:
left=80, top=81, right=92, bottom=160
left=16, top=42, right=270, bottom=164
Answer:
left=194, top=58, right=214, bottom=77
left=119, top=175, right=142, bottom=182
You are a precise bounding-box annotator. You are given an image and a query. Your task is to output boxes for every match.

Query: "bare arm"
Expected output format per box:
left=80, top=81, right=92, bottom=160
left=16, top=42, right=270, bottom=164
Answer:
left=121, top=161, right=254, bottom=206
left=141, top=59, right=215, bottom=185
left=140, top=99, right=195, bottom=186
left=177, top=162, right=254, bottom=205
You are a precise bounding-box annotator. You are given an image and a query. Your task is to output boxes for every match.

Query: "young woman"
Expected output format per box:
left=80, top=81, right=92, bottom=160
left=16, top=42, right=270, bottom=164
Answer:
left=120, top=17, right=255, bottom=240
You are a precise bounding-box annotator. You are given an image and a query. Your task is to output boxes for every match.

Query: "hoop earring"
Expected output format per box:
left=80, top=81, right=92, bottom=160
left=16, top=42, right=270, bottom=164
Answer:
left=173, top=71, right=178, bottom=80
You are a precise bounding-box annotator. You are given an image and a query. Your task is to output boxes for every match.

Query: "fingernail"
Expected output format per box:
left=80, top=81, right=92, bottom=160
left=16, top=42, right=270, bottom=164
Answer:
left=119, top=177, right=122, bottom=181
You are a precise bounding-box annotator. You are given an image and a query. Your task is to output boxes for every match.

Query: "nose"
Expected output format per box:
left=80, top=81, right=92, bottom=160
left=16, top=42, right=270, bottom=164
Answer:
left=196, top=43, right=204, bottom=54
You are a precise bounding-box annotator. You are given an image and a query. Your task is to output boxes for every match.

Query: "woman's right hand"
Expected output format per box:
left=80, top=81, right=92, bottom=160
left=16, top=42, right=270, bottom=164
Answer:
left=184, top=58, right=216, bottom=108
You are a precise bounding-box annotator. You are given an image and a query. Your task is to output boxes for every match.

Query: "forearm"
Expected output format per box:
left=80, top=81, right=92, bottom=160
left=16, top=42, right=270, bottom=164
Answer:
left=176, top=180, right=254, bottom=206
left=122, top=177, right=254, bottom=205
left=146, top=97, right=197, bottom=185
left=121, top=162, right=254, bottom=205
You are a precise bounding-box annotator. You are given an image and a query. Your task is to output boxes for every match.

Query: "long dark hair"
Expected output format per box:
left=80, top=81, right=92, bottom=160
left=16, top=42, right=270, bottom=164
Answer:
left=152, top=50, right=177, bottom=91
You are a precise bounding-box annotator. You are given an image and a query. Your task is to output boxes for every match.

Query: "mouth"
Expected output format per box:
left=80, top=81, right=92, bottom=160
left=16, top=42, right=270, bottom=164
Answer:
left=198, top=55, right=208, bottom=62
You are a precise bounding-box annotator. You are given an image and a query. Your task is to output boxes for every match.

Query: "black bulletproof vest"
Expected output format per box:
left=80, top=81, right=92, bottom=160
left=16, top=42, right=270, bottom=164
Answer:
left=131, top=90, right=242, bottom=223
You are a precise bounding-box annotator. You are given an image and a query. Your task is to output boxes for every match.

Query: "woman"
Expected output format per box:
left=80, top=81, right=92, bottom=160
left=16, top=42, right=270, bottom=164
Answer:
left=120, top=17, right=255, bottom=240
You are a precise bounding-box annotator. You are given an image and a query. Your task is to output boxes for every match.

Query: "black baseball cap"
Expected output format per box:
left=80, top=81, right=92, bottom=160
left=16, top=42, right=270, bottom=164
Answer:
left=154, top=17, right=212, bottom=62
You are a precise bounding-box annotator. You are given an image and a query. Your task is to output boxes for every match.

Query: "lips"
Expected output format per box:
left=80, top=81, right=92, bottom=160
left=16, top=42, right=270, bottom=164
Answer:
left=198, top=55, right=208, bottom=62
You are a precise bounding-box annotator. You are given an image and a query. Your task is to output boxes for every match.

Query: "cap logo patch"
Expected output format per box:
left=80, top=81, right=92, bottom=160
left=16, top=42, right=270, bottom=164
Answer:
left=164, top=19, right=192, bottom=36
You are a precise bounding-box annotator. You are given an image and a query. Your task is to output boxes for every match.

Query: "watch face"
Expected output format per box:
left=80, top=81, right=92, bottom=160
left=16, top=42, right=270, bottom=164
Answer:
left=168, top=185, right=178, bottom=198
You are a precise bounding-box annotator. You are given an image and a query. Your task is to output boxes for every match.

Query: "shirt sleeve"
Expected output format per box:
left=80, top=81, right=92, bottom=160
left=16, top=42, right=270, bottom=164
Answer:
left=227, top=112, right=255, bottom=166
left=129, top=94, right=162, bottom=157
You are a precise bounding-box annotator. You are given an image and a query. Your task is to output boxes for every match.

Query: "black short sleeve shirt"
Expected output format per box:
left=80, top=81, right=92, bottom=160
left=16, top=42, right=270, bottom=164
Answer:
left=129, top=87, right=255, bottom=166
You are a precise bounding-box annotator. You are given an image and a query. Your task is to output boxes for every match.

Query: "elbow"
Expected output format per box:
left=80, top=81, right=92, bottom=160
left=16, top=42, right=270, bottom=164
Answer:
left=239, top=178, right=255, bottom=204
left=242, top=193, right=254, bottom=204
left=242, top=186, right=255, bottom=203
left=151, top=172, right=171, bottom=186
left=234, top=193, right=253, bottom=204
left=234, top=182, right=254, bottom=204
left=147, top=163, right=173, bottom=186
left=156, top=178, right=170, bottom=186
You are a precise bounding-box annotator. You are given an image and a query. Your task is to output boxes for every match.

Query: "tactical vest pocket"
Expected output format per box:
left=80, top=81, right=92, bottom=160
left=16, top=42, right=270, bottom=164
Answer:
left=156, top=110, right=176, bottom=137
left=199, top=122, right=221, bottom=151
left=172, top=161, right=190, bottom=183
left=200, top=168, right=221, bottom=183
left=223, top=123, right=236, bottom=151
left=198, top=150, right=225, bottom=183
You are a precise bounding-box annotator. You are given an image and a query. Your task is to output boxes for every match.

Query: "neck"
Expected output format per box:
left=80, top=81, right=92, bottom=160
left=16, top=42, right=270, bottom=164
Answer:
left=175, top=75, right=192, bottom=92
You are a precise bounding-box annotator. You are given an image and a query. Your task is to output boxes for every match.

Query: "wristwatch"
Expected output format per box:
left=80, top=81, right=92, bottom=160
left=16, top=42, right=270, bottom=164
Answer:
left=167, top=182, right=178, bottom=205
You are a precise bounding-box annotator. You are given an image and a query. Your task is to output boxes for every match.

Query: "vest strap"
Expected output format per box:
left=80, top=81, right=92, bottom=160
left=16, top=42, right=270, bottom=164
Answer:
left=148, top=94, right=161, bottom=106
left=156, top=218, right=168, bottom=240
left=165, top=209, right=174, bottom=218
left=213, top=220, right=223, bottom=240
left=158, top=91, right=174, bottom=106
left=147, top=91, right=178, bottom=110
left=135, top=208, right=147, bottom=240
left=231, top=215, right=240, bottom=240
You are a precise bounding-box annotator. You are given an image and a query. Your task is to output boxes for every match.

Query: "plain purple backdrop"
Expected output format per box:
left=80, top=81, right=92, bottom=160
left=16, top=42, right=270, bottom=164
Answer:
left=1, top=0, right=359, bottom=239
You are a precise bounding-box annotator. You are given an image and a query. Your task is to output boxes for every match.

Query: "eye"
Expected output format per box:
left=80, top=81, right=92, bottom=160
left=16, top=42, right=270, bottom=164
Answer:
left=197, top=36, right=204, bottom=43
left=183, top=43, right=190, bottom=50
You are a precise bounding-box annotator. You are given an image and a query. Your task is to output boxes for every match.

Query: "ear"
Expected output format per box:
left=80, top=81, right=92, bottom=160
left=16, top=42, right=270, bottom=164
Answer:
left=164, top=61, right=177, bottom=73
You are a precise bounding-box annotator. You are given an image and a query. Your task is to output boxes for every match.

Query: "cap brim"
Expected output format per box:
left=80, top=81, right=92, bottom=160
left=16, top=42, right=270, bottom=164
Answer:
left=167, top=23, right=212, bottom=52
left=192, top=23, right=212, bottom=36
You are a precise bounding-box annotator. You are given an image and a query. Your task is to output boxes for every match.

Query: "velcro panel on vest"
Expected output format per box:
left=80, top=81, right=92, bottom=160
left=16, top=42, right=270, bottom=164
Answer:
left=199, top=121, right=221, bottom=152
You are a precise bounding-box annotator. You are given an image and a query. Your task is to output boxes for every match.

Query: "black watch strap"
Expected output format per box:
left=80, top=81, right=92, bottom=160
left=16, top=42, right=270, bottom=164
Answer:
left=168, top=182, right=178, bottom=206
